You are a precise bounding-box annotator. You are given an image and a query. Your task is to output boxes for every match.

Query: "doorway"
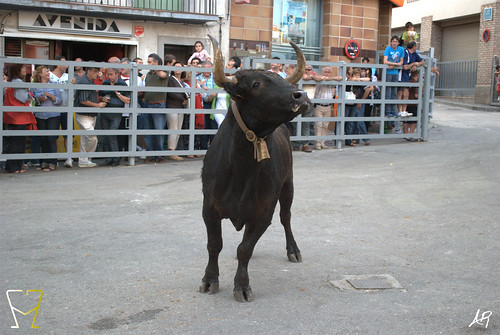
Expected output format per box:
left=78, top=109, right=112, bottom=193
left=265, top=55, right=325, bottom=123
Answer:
left=164, top=44, right=193, bottom=65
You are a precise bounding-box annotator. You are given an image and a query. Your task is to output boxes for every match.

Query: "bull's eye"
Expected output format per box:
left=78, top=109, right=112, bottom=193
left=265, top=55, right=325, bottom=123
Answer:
left=252, top=81, right=260, bottom=88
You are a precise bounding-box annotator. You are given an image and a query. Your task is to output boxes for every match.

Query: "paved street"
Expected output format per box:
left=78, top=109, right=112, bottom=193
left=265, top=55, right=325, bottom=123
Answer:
left=1, top=103, right=499, bottom=334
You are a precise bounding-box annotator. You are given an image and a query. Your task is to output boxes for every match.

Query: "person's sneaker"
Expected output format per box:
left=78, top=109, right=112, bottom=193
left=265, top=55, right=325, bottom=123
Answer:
left=79, top=161, right=97, bottom=168
left=64, top=158, right=73, bottom=168
left=321, top=143, right=329, bottom=149
left=315, top=143, right=322, bottom=150
left=398, top=111, right=413, bottom=117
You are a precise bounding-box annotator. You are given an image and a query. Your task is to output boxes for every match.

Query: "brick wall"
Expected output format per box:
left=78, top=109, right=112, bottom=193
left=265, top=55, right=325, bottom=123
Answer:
left=323, top=0, right=381, bottom=65
left=229, top=0, right=273, bottom=52
left=475, top=2, right=500, bottom=104
left=377, top=0, right=392, bottom=51
left=419, top=15, right=444, bottom=60
left=229, top=0, right=396, bottom=69
left=419, top=15, right=432, bottom=52
left=430, top=21, right=442, bottom=61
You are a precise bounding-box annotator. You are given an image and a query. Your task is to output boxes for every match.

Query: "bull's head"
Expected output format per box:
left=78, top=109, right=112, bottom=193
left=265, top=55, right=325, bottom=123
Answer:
left=208, top=34, right=311, bottom=138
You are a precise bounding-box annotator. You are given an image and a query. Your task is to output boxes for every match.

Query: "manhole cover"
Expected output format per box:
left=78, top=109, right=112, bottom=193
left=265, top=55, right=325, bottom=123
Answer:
left=329, top=274, right=403, bottom=291
left=347, top=277, right=393, bottom=289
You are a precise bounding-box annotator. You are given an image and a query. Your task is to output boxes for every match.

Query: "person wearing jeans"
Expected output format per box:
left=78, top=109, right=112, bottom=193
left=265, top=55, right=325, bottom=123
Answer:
left=383, top=35, right=404, bottom=121
left=143, top=102, right=167, bottom=161
left=143, top=53, right=168, bottom=163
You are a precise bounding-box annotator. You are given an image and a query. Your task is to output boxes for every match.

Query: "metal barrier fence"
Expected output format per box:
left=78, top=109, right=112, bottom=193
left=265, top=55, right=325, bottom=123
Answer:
left=1, top=55, right=435, bottom=165
left=435, top=60, right=478, bottom=97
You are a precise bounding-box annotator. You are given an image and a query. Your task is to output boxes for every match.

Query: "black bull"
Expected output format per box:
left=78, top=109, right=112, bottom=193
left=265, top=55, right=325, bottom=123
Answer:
left=199, top=35, right=311, bottom=302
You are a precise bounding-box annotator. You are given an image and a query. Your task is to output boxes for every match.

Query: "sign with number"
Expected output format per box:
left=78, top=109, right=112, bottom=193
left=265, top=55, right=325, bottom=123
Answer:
left=344, top=40, right=360, bottom=60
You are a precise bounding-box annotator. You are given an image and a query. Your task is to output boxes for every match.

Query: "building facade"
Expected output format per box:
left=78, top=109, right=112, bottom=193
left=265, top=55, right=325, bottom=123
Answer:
left=0, top=0, right=228, bottom=64
left=229, top=0, right=403, bottom=69
left=2, top=0, right=408, bottom=74
left=391, top=0, right=499, bottom=105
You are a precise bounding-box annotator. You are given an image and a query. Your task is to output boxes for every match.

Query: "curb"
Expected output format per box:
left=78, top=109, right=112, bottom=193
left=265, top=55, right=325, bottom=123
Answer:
left=434, top=98, right=500, bottom=112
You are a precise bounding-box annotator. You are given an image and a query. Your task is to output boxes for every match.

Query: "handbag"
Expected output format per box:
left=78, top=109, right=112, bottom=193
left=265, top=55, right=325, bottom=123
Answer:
left=345, top=90, right=356, bottom=104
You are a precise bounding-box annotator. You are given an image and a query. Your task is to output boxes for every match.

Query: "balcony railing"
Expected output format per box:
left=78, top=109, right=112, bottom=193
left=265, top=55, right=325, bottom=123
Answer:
left=11, top=0, right=217, bottom=15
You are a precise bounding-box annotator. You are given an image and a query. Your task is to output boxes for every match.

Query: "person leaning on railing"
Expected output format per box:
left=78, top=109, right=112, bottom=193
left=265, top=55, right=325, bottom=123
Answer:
left=98, top=67, right=130, bottom=167
left=3, top=63, right=37, bottom=174
left=345, top=68, right=370, bottom=147
left=73, top=63, right=107, bottom=168
left=31, top=65, right=62, bottom=172
left=383, top=35, right=405, bottom=126
left=143, top=53, right=168, bottom=164
left=313, top=66, right=342, bottom=150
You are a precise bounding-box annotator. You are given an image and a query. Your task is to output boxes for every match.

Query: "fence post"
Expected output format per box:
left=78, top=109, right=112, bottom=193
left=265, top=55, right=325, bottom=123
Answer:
left=421, top=47, right=435, bottom=142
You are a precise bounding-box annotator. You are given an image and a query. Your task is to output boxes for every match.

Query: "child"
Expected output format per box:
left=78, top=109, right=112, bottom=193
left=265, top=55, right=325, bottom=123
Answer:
left=187, top=41, right=212, bottom=64
left=401, top=22, right=419, bottom=48
left=403, top=71, right=419, bottom=138
left=345, top=68, right=370, bottom=146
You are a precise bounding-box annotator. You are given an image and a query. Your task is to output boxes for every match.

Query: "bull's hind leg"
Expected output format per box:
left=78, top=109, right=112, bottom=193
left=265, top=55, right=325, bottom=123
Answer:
left=233, top=222, right=270, bottom=302
left=279, top=180, right=302, bottom=263
left=199, top=203, right=223, bottom=295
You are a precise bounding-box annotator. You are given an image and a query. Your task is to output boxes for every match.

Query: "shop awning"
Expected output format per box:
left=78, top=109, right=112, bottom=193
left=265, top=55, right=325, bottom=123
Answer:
left=3, top=30, right=138, bottom=46
left=389, top=0, right=404, bottom=7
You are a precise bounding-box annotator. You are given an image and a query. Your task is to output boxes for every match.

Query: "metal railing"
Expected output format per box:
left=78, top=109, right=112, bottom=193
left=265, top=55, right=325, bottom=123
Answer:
left=45, top=0, right=216, bottom=14
left=435, top=60, right=478, bottom=97
left=245, top=56, right=434, bottom=145
left=1, top=56, right=435, bottom=165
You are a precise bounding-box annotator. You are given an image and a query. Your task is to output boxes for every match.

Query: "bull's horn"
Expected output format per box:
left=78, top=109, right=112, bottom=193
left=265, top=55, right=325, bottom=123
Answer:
left=208, top=34, right=236, bottom=87
left=285, top=41, right=306, bottom=85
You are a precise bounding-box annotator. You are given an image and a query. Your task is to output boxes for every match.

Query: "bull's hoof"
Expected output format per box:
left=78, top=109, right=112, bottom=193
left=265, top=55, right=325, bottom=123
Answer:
left=199, top=281, right=219, bottom=295
left=233, top=288, right=254, bottom=302
left=288, top=251, right=302, bottom=263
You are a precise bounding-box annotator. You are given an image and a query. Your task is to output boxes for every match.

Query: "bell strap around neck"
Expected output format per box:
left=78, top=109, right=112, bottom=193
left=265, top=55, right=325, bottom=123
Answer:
left=231, top=100, right=270, bottom=162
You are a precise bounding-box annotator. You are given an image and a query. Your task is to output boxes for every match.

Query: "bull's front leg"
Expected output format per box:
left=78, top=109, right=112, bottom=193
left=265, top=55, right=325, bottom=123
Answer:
left=279, top=180, right=302, bottom=263
left=199, top=204, right=223, bottom=295
left=233, top=222, right=270, bottom=302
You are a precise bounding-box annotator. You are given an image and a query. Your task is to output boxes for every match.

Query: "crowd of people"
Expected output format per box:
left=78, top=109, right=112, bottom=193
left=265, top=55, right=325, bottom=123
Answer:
left=2, top=32, right=426, bottom=174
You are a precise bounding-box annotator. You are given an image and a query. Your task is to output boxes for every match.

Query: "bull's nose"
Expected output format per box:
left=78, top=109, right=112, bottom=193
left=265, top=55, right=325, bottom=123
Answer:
left=292, top=90, right=307, bottom=100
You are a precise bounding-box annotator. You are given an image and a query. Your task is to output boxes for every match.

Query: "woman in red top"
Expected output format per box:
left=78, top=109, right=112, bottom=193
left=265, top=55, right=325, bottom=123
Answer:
left=3, top=63, right=37, bottom=173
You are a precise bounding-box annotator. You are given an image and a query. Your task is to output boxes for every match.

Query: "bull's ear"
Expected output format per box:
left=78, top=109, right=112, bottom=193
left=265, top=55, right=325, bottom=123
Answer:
left=222, top=83, right=244, bottom=102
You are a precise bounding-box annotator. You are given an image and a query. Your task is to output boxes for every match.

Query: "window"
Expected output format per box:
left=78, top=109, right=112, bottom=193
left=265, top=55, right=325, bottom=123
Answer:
left=272, top=0, right=322, bottom=60
left=4, top=38, right=22, bottom=57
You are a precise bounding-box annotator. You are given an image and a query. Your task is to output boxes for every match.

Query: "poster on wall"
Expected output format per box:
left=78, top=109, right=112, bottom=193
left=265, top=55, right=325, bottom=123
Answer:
left=284, top=1, right=307, bottom=45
